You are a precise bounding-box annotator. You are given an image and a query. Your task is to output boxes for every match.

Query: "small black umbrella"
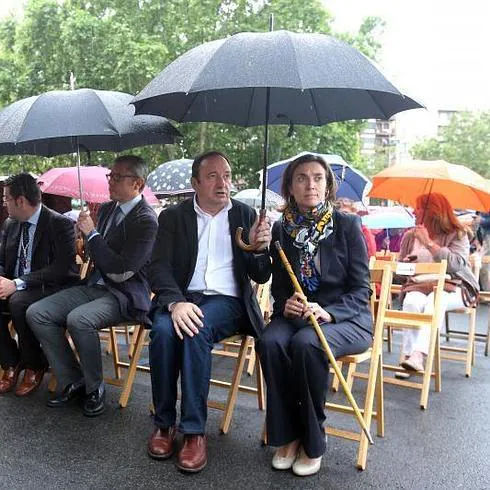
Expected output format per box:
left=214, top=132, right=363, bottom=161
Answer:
left=0, top=88, right=181, bottom=205
left=147, top=158, right=194, bottom=196
left=132, top=27, right=423, bottom=241
left=0, top=88, right=181, bottom=157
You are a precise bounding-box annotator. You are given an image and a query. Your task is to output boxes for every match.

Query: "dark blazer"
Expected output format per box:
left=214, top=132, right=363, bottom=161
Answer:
left=0, top=205, right=78, bottom=288
left=86, top=197, right=158, bottom=324
left=270, top=209, right=372, bottom=334
left=149, top=198, right=271, bottom=337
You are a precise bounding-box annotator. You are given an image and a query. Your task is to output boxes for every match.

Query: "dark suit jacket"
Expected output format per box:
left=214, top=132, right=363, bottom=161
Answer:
left=0, top=205, right=78, bottom=288
left=149, top=198, right=271, bottom=337
left=270, top=209, right=372, bottom=334
left=86, top=197, right=158, bottom=324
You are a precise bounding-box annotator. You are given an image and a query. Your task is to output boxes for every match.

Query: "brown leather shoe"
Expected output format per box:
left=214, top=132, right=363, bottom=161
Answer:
left=0, top=365, right=21, bottom=394
left=177, top=435, right=207, bottom=473
left=15, top=369, right=45, bottom=397
left=147, top=426, right=177, bottom=460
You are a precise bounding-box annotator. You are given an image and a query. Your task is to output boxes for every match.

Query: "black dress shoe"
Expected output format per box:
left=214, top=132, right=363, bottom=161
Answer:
left=47, top=382, right=85, bottom=408
left=83, top=383, right=106, bottom=417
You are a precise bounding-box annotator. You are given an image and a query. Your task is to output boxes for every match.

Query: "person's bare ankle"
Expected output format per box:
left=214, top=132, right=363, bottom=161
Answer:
left=277, top=439, right=300, bottom=458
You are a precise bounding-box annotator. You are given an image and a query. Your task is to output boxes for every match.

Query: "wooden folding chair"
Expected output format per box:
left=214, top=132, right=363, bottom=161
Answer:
left=444, top=254, right=489, bottom=359
left=113, top=280, right=271, bottom=435
left=326, top=263, right=392, bottom=470
left=209, top=279, right=271, bottom=434
left=372, top=253, right=399, bottom=353
left=367, top=259, right=448, bottom=410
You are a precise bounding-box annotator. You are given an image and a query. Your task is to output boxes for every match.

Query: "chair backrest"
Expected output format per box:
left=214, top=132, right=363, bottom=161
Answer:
left=375, top=251, right=398, bottom=262
left=253, top=279, right=272, bottom=323
left=369, top=263, right=393, bottom=346
left=370, top=259, right=448, bottom=329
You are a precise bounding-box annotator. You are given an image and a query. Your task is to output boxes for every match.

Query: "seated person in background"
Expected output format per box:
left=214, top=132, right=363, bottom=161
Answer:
left=335, top=197, right=376, bottom=257
left=147, top=151, right=271, bottom=473
left=0, top=173, right=78, bottom=396
left=256, top=154, right=372, bottom=477
left=398, top=193, right=479, bottom=373
left=27, top=155, right=157, bottom=417
left=375, top=228, right=405, bottom=253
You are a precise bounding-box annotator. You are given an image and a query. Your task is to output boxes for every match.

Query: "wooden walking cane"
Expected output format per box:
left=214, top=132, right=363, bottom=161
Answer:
left=274, top=241, right=374, bottom=445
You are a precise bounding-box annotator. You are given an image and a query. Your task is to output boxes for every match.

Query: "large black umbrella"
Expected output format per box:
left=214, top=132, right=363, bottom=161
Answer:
left=132, top=28, right=422, bottom=230
left=0, top=88, right=181, bottom=157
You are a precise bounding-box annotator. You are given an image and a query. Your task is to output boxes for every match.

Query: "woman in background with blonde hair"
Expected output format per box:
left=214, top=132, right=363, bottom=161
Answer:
left=398, top=193, right=479, bottom=373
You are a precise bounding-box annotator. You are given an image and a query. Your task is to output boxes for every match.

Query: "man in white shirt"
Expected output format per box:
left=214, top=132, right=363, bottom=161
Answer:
left=148, top=151, right=271, bottom=473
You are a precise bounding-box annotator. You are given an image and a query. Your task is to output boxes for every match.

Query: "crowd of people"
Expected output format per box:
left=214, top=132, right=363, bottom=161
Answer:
left=0, top=151, right=481, bottom=477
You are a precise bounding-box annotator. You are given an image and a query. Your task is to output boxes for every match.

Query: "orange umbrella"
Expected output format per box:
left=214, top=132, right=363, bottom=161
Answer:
left=368, top=160, right=490, bottom=211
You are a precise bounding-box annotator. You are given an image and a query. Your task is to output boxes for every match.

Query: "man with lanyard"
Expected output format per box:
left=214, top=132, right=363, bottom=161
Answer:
left=147, top=150, right=272, bottom=473
left=28, top=155, right=157, bottom=417
left=0, top=173, right=77, bottom=396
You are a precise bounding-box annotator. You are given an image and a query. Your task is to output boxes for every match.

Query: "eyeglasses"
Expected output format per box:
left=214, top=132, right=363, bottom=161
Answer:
left=106, top=173, right=137, bottom=183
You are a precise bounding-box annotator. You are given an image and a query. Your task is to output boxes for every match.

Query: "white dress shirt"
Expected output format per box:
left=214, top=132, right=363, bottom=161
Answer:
left=187, top=198, right=240, bottom=298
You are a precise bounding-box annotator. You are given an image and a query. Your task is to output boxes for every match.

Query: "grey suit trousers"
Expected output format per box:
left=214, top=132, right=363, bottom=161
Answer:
left=27, top=285, right=123, bottom=393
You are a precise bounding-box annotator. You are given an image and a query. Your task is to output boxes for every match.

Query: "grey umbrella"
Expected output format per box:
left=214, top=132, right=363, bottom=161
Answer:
left=147, top=158, right=194, bottom=196
left=132, top=28, right=423, bottom=216
left=0, top=88, right=181, bottom=157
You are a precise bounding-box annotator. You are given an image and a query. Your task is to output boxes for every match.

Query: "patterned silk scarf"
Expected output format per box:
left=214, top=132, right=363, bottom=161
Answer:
left=281, top=201, right=334, bottom=292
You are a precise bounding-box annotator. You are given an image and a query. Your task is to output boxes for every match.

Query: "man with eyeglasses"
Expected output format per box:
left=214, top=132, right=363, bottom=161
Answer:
left=28, top=155, right=157, bottom=417
left=0, top=173, right=78, bottom=397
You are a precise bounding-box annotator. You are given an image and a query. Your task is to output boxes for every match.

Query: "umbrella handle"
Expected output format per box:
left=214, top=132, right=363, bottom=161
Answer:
left=235, top=209, right=267, bottom=252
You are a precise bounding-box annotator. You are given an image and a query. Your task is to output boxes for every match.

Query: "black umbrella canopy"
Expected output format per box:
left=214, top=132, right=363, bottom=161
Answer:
left=132, top=30, right=423, bottom=125
left=0, top=89, right=182, bottom=157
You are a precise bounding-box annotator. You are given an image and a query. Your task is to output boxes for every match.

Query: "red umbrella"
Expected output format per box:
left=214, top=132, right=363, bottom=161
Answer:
left=38, top=166, right=158, bottom=204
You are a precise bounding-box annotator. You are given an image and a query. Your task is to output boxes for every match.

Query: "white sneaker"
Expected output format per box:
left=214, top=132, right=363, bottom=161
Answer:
left=271, top=452, right=296, bottom=470
left=292, top=448, right=323, bottom=477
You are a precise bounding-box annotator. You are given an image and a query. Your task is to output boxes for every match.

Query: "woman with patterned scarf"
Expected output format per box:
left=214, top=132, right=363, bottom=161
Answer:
left=256, top=154, right=372, bottom=476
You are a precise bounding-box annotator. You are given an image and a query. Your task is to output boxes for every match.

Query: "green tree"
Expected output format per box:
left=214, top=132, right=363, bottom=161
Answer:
left=411, top=111, right=490, bottom=177
left=0, top=0, right=384, bottom=184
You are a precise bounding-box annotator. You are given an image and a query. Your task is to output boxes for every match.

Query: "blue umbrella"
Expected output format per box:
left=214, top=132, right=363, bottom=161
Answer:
left=262, top=151, right=371, bottom=202
left=362, top=210, right=415, bottom=229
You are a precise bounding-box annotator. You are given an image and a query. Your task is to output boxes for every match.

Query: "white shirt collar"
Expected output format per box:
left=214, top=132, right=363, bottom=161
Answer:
left=193, top=196, right=232, bottom=218
left=26, top=205, right=42, bottom=226
left=118, top=194, right=142, bottom=217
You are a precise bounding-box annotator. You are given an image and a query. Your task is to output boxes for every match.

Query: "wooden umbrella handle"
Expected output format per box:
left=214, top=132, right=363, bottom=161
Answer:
left=274, top=241, right=374, bottom=445
left=235, top=209, right=267, bottom=252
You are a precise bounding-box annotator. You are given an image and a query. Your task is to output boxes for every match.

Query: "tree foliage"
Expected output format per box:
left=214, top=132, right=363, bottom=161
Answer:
left=0, top=0, right=383, bottom=183
left=411, top=111, right=490, bottom=177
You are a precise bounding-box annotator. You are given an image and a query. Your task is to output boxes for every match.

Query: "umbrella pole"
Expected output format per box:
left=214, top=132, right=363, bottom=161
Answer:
left=76, top=141, right=85, bottom=211
left=275, top=241, right=374, bottom=445
left=235, top=14, right=274, bottom=251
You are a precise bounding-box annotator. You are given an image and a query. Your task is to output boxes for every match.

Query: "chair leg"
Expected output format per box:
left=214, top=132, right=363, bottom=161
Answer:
left=109, top=327, right=122, bottom=380
left=420, top=326, right=439, bottom=409
left=331, top=361, right=342, bottom=392
left=346, top=362, right=356, bottom=391
left=255, top=355, right=266, bottom=411
left=434, top=332, right=441, bottom=393
left=261, top=419, right=268, bottom=446
left=47, top=373, right=57, bottom=393
left=444, top=311, right=450, bottom=342
left=485, top=305, right=490, bottom=357
left=387, top=325, right=393, bottom=353
left=356, top=355, right=378, bottom=470
left=465, top=309, right=476, bottom=377
left=220, top=336, right=251, bottom=434
left=118, top=325, right=147, bottom=408
left=246, top=340, right=256, bottom=376
left=375, top=355, right=385, bottom=438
